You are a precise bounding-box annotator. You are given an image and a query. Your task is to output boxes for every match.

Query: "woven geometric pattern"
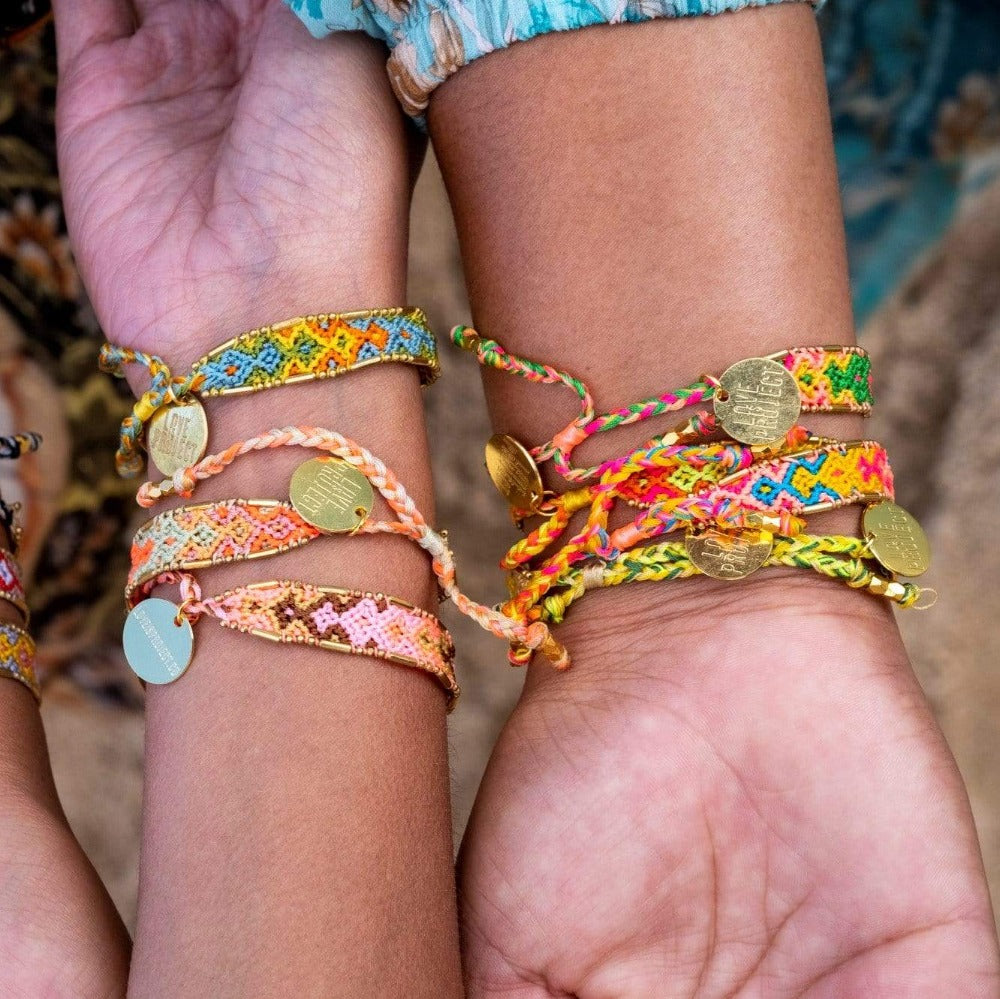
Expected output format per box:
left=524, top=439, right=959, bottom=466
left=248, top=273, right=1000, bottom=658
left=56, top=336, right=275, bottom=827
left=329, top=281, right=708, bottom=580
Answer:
left=194, top=308, right=440, bottom=392
left=128, top=500, right=319, bottom=600
left=198, top=581, right=459, bottom=706
left=782, top=346, right=873, bottom=412
left=0, top=623, right=38, bottom=700
left=714, top=440, right=893, bottom=514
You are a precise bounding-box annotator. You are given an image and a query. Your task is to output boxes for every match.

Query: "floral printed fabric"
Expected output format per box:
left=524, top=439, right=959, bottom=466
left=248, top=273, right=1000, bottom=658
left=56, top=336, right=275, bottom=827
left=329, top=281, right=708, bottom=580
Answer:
left=285, top=0, right=820, bottom=120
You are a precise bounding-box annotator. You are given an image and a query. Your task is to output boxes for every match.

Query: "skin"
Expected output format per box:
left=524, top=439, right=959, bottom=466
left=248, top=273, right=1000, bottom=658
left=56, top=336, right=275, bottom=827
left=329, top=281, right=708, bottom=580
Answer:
left=0, top=553, right=131, bottom=999
left=28, top=2, right=1000, bottom=996
left=428, top=7, right=1000, bottom=997
left=52, top=2, right=461, bottom=996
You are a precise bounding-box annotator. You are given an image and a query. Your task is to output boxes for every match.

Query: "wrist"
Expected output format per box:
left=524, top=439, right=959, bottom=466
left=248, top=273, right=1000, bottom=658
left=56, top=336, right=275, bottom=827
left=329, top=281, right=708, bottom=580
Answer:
left=522, top=567, right=907, bottom=705
left=108, top=260, right=410, bottom=366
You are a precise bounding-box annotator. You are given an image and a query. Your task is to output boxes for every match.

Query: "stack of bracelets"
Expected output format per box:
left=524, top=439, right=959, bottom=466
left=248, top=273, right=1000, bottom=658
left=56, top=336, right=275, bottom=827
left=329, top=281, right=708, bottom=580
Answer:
left=450, top=326, right=932, bottom=667
left=102, top=307, right=933, bottom=699
left=0, top=432, right=42, bottom=701
left=103, top=309, right=561, bottom=708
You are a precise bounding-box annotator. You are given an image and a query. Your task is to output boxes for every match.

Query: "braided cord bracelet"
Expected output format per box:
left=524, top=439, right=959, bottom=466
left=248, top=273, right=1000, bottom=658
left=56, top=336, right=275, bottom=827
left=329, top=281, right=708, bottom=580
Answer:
left=0, top=432, right=42, bottom=460
left=0, top=623, right=39, bottom=701
left=453, top=326, right=872, bottom=488
left=135, top=426, right=565, bottom=666
left=128, top=573, right=460, bottom=706
left=101, top=308, right=441, bottom=477
left=499, top=440, right=894, bottom=638
left=528, top=533, right=928, bottom=626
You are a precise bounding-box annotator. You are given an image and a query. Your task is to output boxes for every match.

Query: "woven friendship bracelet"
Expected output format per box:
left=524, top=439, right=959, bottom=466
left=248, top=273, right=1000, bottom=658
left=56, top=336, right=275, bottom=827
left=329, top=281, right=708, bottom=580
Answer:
left=101, top=308, right=441, bottom=477
left=500, top=430, right=802, bottom=568
left=453, top=327, right=872, bottom=494
left=127, top=500, right=322, bottom=603
left=134, top=426, right=565, bottom=666
left=499, top=439, right=894, bottom=631
left=0, top=623, right=39, bottom=701
left=502, top=436, right=890, bottom=570
left=613, top=438, right=893, bottom=552
left=0, top=432, right=41, bottom=460
left=0, top=548, right=28, bottom=623
left=179, top=576, right=459, bottom=707
left=124, top=575, right=459, bottom=705
left=526, top=533, right=929, bottom=626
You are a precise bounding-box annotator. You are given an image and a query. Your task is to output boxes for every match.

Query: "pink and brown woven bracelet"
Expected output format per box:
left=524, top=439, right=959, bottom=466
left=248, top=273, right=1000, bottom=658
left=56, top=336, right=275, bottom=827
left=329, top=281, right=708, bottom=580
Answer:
left=127, top=573, right=459, bottom=706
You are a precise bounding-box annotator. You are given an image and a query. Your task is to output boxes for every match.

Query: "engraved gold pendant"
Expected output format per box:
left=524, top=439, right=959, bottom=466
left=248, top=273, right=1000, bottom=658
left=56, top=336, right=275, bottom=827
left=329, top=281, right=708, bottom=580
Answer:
left=148, top=399, right=209, bottom=477
left=123, top=597, right=194, bottom=684
left=685, top=527, right=773, bottom=580
left=485, top=434, right=545, bottom=513
left=713, top=357, right=801, bottom=446
left=289, top=457, right=374, bottom=533
left=862, top=501, right=930, bottom=577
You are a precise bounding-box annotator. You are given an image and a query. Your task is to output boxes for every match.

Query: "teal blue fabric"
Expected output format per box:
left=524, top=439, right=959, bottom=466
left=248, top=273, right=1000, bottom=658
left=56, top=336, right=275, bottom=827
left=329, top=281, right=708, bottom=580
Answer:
left=820, top=0, right=1000, bottom=323
left=285, top=0, right=819, bottom=118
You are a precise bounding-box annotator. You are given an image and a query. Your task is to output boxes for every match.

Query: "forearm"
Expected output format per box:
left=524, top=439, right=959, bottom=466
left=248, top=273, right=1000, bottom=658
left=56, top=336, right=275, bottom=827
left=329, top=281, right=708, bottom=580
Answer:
left=0, top=531, right=131, bottom=996
left=129, top=362, right=462, bottom=999
left=429, top=5, right=887, bottom=652
left=118, top=90, right=462, bottom=999
left=431, top=5, right=864, bottom=499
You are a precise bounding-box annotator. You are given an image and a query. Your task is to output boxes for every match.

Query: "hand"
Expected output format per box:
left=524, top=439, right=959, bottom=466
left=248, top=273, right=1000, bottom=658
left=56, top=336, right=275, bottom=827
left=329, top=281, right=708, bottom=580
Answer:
left=0, top=690, right=130, bottom=999
left=53, top=0, right=414, bottom=357
left=459, top=577, right=1000, bottom=997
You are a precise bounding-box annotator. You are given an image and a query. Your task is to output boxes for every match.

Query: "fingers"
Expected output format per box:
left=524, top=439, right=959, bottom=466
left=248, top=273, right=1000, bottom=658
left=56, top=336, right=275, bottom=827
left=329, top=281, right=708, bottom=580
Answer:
left=51, top=0, right=133, bottom=69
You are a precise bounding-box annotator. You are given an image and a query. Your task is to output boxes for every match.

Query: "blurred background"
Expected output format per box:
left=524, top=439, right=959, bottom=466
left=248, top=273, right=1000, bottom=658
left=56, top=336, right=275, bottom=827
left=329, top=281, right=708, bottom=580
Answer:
left=0, top=0, right=998, bottom=930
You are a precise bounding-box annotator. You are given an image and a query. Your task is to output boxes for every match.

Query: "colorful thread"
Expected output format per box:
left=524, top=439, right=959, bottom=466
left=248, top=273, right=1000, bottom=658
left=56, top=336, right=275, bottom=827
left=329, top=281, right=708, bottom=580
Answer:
left=498, top=439, right=893, bottom=654
left=0, top=432, right=41, bottom=460
left=135, top=426, right=566, bottom=666
left=101, top=308, right=440, bottom=476
left=0, top=623, right=39, bottom=701
left=164, top=575, right=459, bottom=708
left=453, top=326, right=872, bottom=482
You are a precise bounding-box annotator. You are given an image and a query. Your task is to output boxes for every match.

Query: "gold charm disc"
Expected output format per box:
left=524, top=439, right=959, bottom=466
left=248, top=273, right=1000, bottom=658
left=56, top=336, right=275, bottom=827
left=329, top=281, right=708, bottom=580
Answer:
left=714, top=357, right=801, bottom=446
left=862, top=501, right=930, bottom=577
left=148, top=399, right=209, bottom=476
left=485, top=434, right=545, bottom=512
left=685, top=528, right=773, bottom=580
left=289, top=457, right=374, bottom=533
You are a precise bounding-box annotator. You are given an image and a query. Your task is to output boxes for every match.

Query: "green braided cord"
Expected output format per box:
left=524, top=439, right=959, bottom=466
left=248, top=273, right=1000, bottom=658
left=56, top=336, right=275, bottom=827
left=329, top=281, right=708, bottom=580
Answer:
left=452, top=325, right=591, bottom=411
left=531, top=534, right=902, bottom=624
left=452, top=325, right=717, bottom=481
